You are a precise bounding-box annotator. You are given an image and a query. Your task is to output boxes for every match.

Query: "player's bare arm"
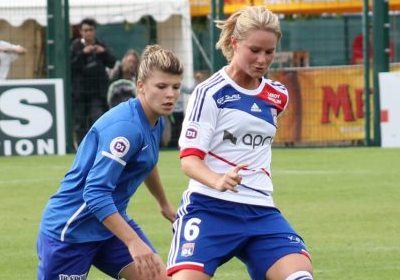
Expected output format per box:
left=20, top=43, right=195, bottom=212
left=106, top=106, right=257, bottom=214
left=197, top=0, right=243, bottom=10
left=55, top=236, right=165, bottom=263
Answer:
left=144, top=166, right=176, bottom=223
left=102, top=212, right=162, bottom=279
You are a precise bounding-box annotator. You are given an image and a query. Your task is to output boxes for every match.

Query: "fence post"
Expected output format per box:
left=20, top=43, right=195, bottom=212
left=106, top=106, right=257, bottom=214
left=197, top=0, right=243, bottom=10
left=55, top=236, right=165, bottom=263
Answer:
left=372, top=0, right=390, bottom=146
left=47, top=0, right=73, bottom=153
left=211, top=0, right=225, bottom=73
left=362, top=0, right=371, bottom=146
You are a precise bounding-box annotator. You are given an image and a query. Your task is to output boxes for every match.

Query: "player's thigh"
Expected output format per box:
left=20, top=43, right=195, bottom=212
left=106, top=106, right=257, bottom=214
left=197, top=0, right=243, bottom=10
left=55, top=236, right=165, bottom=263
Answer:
left=93, top=220, right=157, bottom=279
left=266, top=253, right=312, bottom=280
left=172, top=269, right=211, bottom=280
left=37, top=231, right=96, bottom=280
left=237, top=207, right=311, bottom=280
left=239, top=233, right=311, bottom=280
left=167, top=193, right=246, bottom=277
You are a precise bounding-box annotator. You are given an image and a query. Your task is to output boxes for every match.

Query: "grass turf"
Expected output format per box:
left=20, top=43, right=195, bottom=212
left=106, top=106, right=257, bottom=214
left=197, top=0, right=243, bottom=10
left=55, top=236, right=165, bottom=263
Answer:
left=0, top=147, right=399, bottom=279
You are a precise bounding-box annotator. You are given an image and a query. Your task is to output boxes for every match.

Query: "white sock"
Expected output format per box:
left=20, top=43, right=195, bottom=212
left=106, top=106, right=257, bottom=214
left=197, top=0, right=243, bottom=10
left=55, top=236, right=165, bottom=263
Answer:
left=285, top=270, right=313, bottom=280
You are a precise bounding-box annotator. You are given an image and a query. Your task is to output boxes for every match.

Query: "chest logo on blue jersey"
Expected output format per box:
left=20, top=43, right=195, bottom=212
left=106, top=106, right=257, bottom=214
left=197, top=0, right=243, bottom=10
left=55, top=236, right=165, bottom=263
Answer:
left=110, top=136, right=130, bottom=157
left=251, top=103, right=262, bottom=112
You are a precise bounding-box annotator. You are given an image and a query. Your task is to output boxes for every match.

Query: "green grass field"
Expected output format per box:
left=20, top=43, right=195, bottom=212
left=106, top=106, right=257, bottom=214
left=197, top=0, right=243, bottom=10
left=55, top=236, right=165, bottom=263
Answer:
left=1, top=147, right=399, bottom=279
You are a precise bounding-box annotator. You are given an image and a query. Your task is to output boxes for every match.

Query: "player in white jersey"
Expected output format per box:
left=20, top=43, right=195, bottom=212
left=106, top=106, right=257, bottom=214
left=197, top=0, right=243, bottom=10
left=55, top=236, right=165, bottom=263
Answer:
left=167, top=6, right=313, bottom=280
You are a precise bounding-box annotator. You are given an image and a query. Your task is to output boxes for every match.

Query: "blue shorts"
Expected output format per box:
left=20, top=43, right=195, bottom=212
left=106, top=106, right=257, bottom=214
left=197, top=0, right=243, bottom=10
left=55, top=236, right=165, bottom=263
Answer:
left=167, top=192, right=311, bottom=280
left=37, top=220, right=156, bottom=280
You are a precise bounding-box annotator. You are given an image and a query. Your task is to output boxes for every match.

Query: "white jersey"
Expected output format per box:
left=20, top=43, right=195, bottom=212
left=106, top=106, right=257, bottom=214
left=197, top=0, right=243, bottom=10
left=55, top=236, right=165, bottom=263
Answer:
left=179, top=67, right=289, bottom=207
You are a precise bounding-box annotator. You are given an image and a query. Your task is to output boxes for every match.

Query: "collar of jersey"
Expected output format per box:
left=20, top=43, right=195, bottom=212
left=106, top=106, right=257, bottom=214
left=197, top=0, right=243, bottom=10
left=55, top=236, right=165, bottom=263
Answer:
left=132, top=98, right=159, bottom=131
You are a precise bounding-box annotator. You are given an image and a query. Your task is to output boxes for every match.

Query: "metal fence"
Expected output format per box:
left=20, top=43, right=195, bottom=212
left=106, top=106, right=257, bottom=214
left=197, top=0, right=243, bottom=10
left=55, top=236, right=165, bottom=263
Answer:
left=0, top=1, right=397, bottom=151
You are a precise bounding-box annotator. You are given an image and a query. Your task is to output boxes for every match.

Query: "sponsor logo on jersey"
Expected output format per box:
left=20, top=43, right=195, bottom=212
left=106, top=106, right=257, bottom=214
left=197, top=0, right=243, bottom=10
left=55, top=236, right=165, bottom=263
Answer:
left=251, top=103, right=262, bottom=112
left=222, top=130, right=273, bottom=149
left=267, top=92, right=282, bottom=105
left=141, top=144, right=149, bottom=151
left=242, top=134, right=273, bottom=149
left=110, top=136, right=130, bottom=157
left=223, top=130, right=237, bottom=144
left=58, top=273, right=87, bottom=280
left=287, top=235, right=305, bottom=246
left=270, top=80, right=287, bottom=91
left=181, top=242, right=195, bottom=257
left=216, top=93, right=241, bottom=105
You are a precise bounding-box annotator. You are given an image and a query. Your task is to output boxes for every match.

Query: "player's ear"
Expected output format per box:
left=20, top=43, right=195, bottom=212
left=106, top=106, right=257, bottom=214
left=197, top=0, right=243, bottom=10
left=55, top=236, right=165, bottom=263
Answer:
left=231, top=35, right=238, bottom=51
left=136, top=79, right=144, bottom=95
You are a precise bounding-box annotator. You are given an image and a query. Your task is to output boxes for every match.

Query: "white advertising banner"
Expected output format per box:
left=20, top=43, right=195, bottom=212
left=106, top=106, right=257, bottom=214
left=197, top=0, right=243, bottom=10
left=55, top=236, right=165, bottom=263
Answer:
left=0, top=79, right=65, bottom=156
left=379, top=72, right=400, bottom=148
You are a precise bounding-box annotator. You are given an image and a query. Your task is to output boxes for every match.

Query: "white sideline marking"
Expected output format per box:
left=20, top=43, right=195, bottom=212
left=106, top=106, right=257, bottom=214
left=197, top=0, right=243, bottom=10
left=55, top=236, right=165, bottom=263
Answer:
left=274, top=170, right=370, bottom=175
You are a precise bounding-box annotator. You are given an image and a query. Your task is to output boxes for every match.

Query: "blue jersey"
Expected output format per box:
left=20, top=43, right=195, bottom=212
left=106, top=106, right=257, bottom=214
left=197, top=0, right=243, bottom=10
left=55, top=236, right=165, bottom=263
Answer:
left=39, top=98, right=164, bottom=243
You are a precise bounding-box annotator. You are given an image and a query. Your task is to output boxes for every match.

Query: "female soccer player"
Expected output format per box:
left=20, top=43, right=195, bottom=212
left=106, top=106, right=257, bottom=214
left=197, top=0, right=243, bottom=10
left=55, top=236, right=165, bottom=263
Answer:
left=37, top=45, right=183, bottom=280
left=167, top=6, right=313, bottom=280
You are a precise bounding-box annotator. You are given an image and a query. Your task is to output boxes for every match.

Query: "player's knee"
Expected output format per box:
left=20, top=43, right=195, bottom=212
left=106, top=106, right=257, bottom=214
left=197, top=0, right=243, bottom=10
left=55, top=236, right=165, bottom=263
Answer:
left=285, top=270, right=313, bottom=280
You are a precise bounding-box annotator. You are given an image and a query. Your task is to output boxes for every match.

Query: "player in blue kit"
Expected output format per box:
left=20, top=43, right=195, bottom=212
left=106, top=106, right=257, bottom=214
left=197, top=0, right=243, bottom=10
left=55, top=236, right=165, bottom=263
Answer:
left=167, top=6, right=313, bottom=280
left=37, top=45, right=183, bottom=280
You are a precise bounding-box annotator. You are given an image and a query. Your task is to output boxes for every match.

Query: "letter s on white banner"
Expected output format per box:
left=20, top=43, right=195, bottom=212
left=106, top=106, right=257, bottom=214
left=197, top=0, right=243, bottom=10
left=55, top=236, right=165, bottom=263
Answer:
left=0, top=88, right=53, bottom=137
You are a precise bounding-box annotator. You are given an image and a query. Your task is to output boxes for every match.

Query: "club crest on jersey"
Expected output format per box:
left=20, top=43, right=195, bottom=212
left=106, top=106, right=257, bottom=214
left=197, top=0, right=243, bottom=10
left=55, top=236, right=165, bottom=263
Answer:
left=110, top=137, right=130, bottom=157
left=181, top=242, right=195, bottom=257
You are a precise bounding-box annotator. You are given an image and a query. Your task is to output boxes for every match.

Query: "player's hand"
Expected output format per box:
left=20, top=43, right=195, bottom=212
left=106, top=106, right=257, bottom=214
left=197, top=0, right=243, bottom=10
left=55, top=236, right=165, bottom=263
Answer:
left=127, top=239, right=162, bottom=280
left=214, top=163, right=247, bottom=192
left=160, top=202, right=176, bottom=223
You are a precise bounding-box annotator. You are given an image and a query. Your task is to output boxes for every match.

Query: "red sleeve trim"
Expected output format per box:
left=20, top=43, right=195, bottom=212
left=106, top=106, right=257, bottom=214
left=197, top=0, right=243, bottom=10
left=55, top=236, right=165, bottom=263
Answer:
left=179, top=148, right=206, bottom=160
left=301, top=249, right=312, bottom=262
left=167, top=264, right=205, bottom=276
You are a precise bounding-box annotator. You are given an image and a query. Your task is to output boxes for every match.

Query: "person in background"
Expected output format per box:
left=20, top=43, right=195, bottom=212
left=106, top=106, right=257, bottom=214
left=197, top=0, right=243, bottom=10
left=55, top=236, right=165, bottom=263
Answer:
left=167, top=6, right=313, bottom=280
left=71, top=17, right=116, bottom=147
left=107, top=79, right=136, bottom=109
left=0, top=40, right=27, bottom=80
left=37, top=45, right=183, bottom=280
left=167, top=84, right=186, bottom=149
left=109, top=49, right=140, bottom=84
left=169, top=70, right=211, bottom=148
left=351, top=27, right=394, bottom=64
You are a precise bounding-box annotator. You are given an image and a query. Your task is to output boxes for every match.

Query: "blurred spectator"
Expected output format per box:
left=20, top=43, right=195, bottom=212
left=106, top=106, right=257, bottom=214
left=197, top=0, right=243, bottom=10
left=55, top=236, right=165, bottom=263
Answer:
left=352, top=31, right=394, bottom=64
left=167, top=71, right=210, bottom=148
left=109, top=49, right=140, bottom=83
left=106, top=79, right=136, bottom=108
left=0, top=41, right=27, bottom=80
left=167, top=86, right=187, bottom=148
left=194, top=70, right=209, bottom=85
left=71, top=18, right=116, bottom=147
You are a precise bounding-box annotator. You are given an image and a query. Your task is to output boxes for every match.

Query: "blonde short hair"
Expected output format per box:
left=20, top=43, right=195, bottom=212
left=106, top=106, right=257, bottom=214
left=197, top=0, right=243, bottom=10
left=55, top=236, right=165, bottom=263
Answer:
left=216, top=6, right=281, bottom=61
left=137, top=44, right=183, bottom=82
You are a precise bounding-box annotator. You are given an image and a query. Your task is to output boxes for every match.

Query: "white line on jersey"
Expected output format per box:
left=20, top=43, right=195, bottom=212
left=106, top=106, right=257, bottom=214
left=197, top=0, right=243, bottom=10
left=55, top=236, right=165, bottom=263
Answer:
left=141, top=144, right=149, bottom=151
